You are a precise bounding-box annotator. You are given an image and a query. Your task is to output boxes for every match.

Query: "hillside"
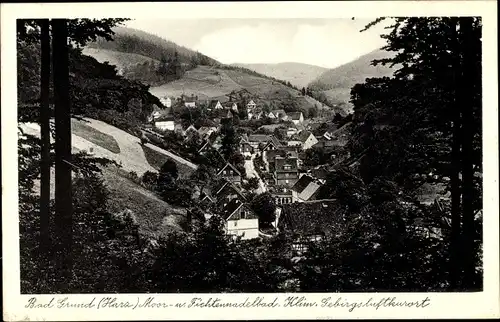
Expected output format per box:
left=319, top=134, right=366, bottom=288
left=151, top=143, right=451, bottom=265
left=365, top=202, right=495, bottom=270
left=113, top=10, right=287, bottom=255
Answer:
left=231, top=62, right=328, bottom=89
left=19, top=118, right=195, bottom=236
left=308, top=49, right=397, bottom=112
left=86, top=26, right=218, bottom=66
left=148, top=65, right=330, bottom=114
left=82, top=27, right=335, bottom=115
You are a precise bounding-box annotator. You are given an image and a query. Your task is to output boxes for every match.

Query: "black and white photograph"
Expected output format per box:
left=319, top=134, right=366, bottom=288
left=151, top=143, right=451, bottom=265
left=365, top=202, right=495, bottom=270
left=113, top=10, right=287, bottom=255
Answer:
left=2, top=1, right=499, bottom=320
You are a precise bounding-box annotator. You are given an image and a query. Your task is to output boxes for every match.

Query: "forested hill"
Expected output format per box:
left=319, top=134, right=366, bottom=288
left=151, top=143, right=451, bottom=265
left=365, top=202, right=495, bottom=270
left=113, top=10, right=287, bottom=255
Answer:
left=86, top=26, right=219, bottom=66
left=307, top=49, right=396, bottom=111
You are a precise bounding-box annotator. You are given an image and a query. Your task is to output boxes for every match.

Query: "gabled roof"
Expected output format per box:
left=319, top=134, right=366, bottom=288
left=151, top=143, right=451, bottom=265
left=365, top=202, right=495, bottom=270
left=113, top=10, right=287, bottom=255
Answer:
left=270, top=109, right=287, bottom=118
left=221, top=199, right=245, bottom=220
left=213, top=178, right=246, bottom=201
left=292, top=175, right=315, bottom=194
left=289, top=112, right=303, bottom=120
left=275, top=157, right=298, bottom=173
left=208, top=100, right=221, bottom=108
left=155, top=115, right=175, bottom=122
left=198, top=126, right=216, bottom=136
left=216, top=162, right=241, bottom=177
left=296, top=130, right=313, bottom=143
left=248, top=134, right=271, bottom=143
left=220, top=200, right=258, bottom=221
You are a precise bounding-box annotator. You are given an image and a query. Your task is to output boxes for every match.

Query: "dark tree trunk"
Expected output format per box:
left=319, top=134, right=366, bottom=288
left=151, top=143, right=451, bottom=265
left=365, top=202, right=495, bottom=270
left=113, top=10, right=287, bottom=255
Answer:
left=39, top=19, right=51, bottom=265
left=52, top=18, right=73, bottom=289
left=449, top=18, right=463, bottom=291
left=458, top=17, right=477, bottom=290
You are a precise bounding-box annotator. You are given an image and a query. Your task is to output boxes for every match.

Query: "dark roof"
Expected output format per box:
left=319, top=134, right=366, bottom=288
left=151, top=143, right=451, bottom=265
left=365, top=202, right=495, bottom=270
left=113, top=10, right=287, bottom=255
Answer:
left=217, top=162, right=241, bottom=177
left=248, top=134, right=271, bottom=143
left=296, top=130, right=313, bottom=143
left=155, top=115, right=175, bottom=122
left=279, top=199, right=347, bottom=236
left=289, top=112, right=303, bottom=120
left=221, top=199, right=244, bottom=220
left=220, top=200, right=258, bottom=221
left=275, top=157, right=298, bottom=173
left=292, top=175, right=315, bottom=194
left=310, top=167, right=329, bottom=180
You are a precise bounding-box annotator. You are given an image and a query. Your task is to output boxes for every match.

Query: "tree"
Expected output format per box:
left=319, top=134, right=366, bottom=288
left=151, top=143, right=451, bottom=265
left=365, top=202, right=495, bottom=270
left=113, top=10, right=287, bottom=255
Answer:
left=159, top=159, right=179, bottom=182
left=39, top=19, right=51, bottom=264
left=301, top=87, right=306, bottom=96
left=250, top=192, right=277, bottom=226
left=220, top=120, right=239, bottom=161
left=357, top=17, right=482, bottom=290
left=52, top=19, right=73, bottom=288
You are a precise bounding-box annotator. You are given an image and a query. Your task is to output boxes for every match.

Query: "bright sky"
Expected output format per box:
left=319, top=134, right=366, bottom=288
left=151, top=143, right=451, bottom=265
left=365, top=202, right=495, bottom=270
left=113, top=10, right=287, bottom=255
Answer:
left=125, top=18, right=389, bottom=69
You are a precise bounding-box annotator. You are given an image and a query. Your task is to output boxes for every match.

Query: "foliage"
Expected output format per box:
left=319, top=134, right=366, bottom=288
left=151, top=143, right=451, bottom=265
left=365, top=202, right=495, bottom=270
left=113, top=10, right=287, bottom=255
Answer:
left=250, top=192, right=277, bottom=226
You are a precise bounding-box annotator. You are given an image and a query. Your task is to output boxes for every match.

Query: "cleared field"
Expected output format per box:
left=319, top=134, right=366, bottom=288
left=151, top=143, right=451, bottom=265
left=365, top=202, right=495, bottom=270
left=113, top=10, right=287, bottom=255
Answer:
left=71, top=119, right=121, bottom=154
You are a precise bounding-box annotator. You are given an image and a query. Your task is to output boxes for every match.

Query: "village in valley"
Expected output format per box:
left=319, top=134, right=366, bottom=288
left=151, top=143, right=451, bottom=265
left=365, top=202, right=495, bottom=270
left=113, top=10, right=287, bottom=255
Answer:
left=15, top=15, right=484, bottom=295
left=141, top=88, right=352, bottom=251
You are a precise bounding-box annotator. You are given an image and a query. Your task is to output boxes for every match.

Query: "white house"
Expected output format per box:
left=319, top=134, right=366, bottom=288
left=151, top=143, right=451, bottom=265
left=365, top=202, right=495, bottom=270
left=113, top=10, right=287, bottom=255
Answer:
left=297, top=130, right=319, bottom=150
left=221, top=199, right=259, bottom=240
left=224, top=102, right=238, bottom=112
left=289, top=112, right=304, bottom=125
left=209, top=100, right=223, bottom=110
left=246, top=100, right=256, bottom=110
left=184, top=101, right=196, bottom=108
left=154, top=116, right=175, bottom=131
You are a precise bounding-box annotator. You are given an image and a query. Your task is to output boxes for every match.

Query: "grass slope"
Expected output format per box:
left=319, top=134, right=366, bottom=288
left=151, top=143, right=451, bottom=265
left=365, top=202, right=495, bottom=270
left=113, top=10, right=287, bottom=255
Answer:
left=232, top=62, right=328, bottom=89
left=71, top=118, right=121, bottom=154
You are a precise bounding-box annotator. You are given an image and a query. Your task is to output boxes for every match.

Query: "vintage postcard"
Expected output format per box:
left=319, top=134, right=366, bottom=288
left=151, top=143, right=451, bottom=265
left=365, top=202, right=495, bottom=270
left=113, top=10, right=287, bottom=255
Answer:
left=2, top=1, right=499, bottom=320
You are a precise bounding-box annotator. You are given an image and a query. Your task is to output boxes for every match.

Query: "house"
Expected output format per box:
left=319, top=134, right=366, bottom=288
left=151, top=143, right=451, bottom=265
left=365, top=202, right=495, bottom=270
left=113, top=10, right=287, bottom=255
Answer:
left=197, top=126, right=217, bottom=139
left=160, top=96, right=172, bottom=108
left=264, top=148, right=299, bottom=171
left=296, top=130, right=318, bottom=150
left=239, top=141, right=255, bottom=155
left=183, top=124, right=198, bottom=137
left=261, top=136, right=284, bottom=152
left=216, top=162, right=242, bottom=184
left=291, top=174, right=322, bottom=202
left=225, top=110, right=234, bottom=119
left=209, top=100, right=223, bottom=110
left=273, top=156, right=299, bottom=186
left=248, top=110, right=263, bottom=120
left=247, top=134, right=271, bottom=149
left=211, top=178, right=247, bottom=209
left=246, top=100, right=257, bottom=110
left=154, top=115, right=175, bottom=131
left=148, top=104, right=173, bottom=122
left=271, top=186, right=298, bottom=205
left=221, top=199, right=259, bottom=240
left=224, top=102, right=238, bottom=112
left=289, top=111, right=304, bottom=125
left=269, top=109, right=288, bottom=121
left=286, top=127, right=299, bottom=137
left=185, top=101, right=196, bottom=108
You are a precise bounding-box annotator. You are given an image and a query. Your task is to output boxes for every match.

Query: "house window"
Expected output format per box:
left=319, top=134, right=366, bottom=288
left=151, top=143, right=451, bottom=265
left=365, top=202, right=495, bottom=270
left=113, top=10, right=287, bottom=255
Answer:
left=223, top=170, right=227, bottom=175
left=285, top=173, right=289, bottom=177
left=285, top=180, right=289, bottom=184
left=284, top=165, right=291, bottom=170
left=234, top=221, right=237, bottom=227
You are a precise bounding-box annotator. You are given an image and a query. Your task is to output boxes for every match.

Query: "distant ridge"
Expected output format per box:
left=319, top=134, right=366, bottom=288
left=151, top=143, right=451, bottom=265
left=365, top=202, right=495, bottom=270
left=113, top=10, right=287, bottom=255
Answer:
left=231, top=62, right=328, bottom=89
